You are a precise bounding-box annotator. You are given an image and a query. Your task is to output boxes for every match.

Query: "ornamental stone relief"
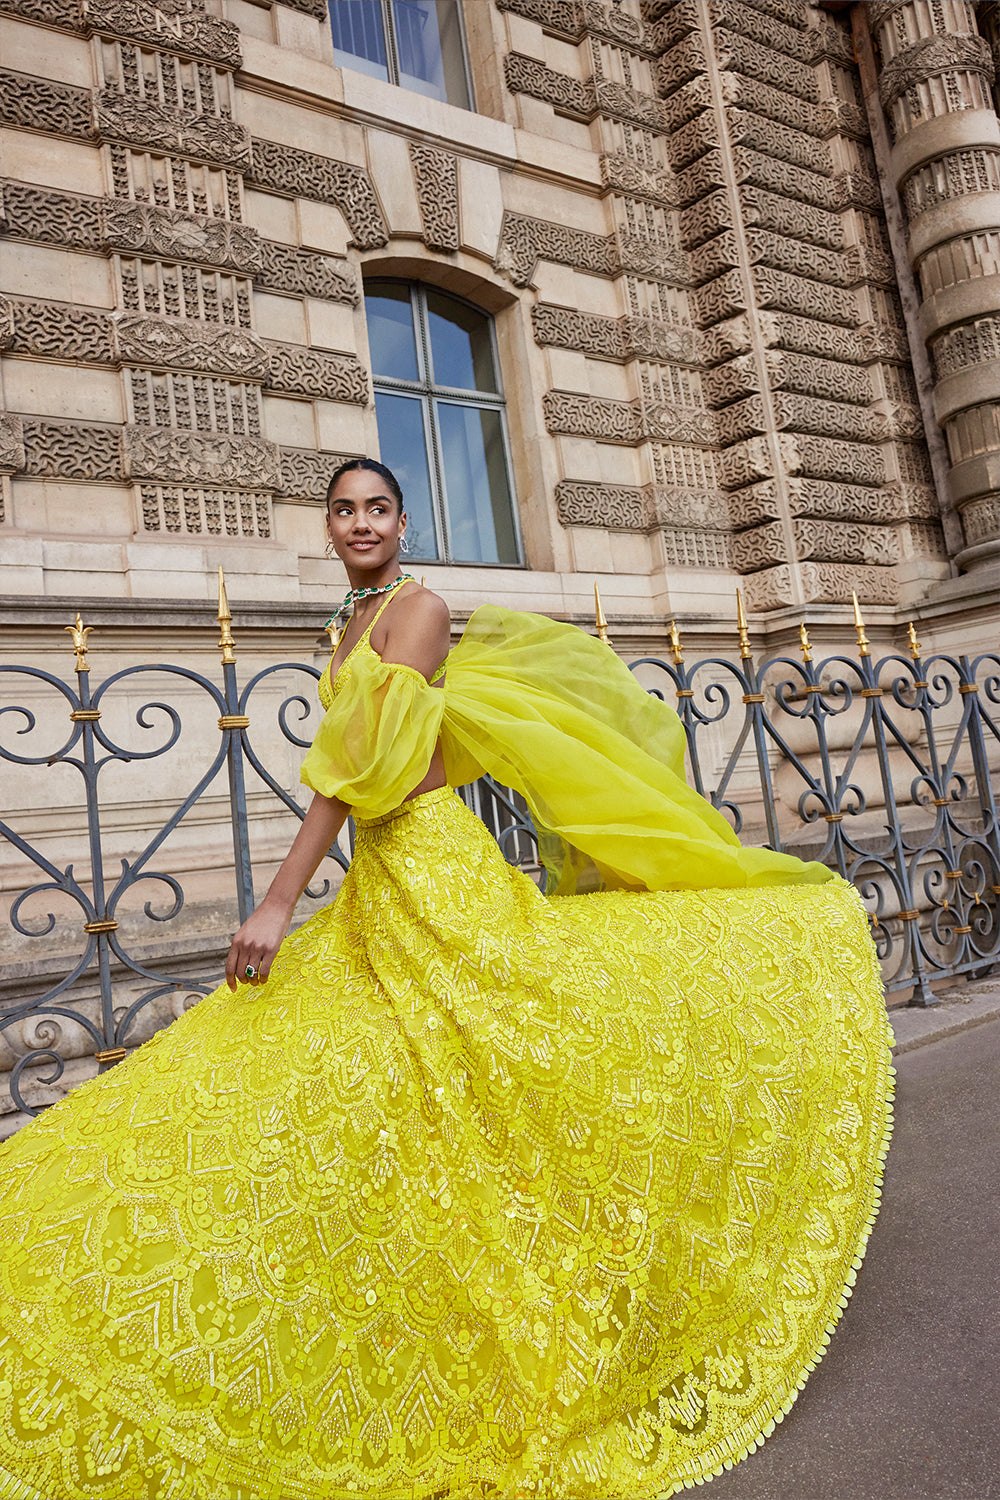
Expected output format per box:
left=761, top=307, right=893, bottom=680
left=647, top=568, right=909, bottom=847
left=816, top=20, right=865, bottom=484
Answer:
left=504, top=54, right=595, bottom=118
left=86, top=0, right=242, bottom=68
left=732, top=147, right=838, bottom=212
left=661, top=528, right=733, bottom=568
left=138, top=484, right=271, bottom=538
left=122, top=426, right=281, bottom=490
left=709, top=0, right=813, bottom=63
left=0, top=414, right=26, bottom=474
left=495, top=0, right=582, bottom=37
left=0, top=70, right=93, bottom=140
left=278, top=447, right=349, bottom=501
left=727, top=108, right=831, bottom=176
left=786, top=478, right=908, bottom=523
left=2, top=298, right=114, bottom=364
left=272, top=0, right=327, bottom=17
left=248, top=140, right=387, bottom=251
left=494, top=213, right=617, bottom=287
left=409, top=145, right=460, bottom=254
left=543, top=391, right=643, bottom=445
left=901, top=149, right=1000, bottom=217
left=532, top=305, right=699, bottom=364
left=582, top=0, right=645, bottom=49
left=0, top=0, right=85, bottom=25
left=718, top=73, right=827, bottom=138
left=265, top=345, right=369, bottom=405
left=794, top=518, right=901, bottom=566
left=739, top=186, right=843, bottom=251
left=712, top=30, right=818, bottom=104
left=877, top=33, right=993, bottom=114
left=961, top=494, right=1000, bottom=546
left=599, top=153, right=676, bottom=206
left=931, top=317, right=1000, bottom=381
left=256, top=241, right=358, bottom=304
left=20, top=419, right=122, bottom=482
left=555, top=480, right=647, bottom=529
left=95, top=91, right=251, bottom=169
left=114, top=313, right=269, bottom=380
left=743, top=561, right=899, bottom=611
left=101, top=200, right=263, bottom=273
left=752, top=267, right=859, bottom=327
left=778, top=432, right=886, bottom=487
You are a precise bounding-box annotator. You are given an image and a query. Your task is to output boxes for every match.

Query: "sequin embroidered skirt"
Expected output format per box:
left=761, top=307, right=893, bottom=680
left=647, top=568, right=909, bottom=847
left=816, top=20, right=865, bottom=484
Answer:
left=0, top=787, right=893, bottom=1499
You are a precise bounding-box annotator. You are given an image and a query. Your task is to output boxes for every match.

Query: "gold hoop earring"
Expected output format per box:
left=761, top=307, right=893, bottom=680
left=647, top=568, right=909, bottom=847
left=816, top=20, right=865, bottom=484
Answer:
left=325, top=539, right=335, bottom=558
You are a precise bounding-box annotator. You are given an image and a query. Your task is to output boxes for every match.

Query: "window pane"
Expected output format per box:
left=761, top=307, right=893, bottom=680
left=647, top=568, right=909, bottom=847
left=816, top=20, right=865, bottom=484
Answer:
left=374, top=391, right=439, bottom=561
left=437, top=403, right=518, bottom=565
left=329, top=1, right=389, bottom=82
left=426, top=289, right=497, bottom=393
left=366, top=282, right=419, bottom=382
left=391, top=1, right=470, bottom=109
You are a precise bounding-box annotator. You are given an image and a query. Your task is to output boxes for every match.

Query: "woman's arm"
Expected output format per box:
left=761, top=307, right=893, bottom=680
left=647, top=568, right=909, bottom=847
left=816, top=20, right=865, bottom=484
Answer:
left=225, top=789, right=348, bottom=990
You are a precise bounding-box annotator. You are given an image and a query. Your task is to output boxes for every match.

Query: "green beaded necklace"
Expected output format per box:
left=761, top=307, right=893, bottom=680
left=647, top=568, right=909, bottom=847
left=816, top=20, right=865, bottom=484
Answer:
left=323, top=573, right=412, bottom=631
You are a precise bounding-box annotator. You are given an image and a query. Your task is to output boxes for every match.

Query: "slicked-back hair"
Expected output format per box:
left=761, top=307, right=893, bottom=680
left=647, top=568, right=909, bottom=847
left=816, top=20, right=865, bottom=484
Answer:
left=326, top=458, right=404, bottom=515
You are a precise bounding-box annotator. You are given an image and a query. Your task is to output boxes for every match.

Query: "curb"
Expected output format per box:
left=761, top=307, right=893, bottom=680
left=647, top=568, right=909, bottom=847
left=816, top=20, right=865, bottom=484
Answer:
left=888, top=976, right=1000, bottom=1055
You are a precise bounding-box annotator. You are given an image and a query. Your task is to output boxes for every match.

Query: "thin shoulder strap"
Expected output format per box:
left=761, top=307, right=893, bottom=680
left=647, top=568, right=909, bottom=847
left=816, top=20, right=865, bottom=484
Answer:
left=362, top=580, right=410, bottom=639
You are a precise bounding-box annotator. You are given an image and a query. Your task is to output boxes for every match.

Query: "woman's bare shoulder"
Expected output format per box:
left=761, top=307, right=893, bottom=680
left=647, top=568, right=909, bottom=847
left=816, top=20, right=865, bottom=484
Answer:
left=376, top=582, right=450, bottom=673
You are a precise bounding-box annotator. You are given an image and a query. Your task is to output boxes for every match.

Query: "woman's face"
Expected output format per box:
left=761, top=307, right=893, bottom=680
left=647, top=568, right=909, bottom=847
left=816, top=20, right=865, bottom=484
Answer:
left=326, top=468, right=406, bottom=573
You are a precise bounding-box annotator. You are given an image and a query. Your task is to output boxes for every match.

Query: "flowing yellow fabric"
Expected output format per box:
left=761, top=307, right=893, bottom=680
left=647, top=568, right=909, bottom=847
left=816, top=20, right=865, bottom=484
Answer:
left=305, top=605, right=831, bottom=893
left=0, top=610, right=894, bottom=1500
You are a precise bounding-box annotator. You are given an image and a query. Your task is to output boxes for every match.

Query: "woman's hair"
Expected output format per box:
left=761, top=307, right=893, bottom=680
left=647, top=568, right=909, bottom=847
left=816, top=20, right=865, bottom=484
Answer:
left=326, top=458, right=404, bottom=515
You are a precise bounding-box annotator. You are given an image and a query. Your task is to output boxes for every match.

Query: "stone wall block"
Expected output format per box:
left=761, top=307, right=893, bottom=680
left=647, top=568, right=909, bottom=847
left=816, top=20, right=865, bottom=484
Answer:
left=114, top=313, right=269, bottom=380
left=0, top=69, right=93, bottom=139
left=543, top=391, right=643, bottom=445
left=248, top=139, right=387, bottom=251
left=255, top=241, right=358, bottom=303
left=0, top=414, right=26, bottom=473
left=264, top=345, right=369, bottom=404
left=122, top=425, right=280, bottom=489
left=20, top=418, right=121, bottom=481
left=4, top=298, right=114, bottom=364
left=101, top=200, right=262, bottom=273
left=95, top=90, right=251, bottom=169
left=409, top=144, right=460, bottom=253
left=85, top=0, right=242, bottom=67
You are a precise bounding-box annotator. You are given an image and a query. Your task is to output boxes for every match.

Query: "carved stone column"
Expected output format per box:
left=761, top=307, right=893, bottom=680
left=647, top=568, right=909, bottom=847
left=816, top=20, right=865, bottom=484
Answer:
left=870, top=0, right=1000, bottom=568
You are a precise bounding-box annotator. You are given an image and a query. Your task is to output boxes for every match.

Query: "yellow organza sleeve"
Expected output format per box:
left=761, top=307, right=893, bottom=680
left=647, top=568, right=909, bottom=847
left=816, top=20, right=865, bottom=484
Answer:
left=300, top=651, right=444, bottom=818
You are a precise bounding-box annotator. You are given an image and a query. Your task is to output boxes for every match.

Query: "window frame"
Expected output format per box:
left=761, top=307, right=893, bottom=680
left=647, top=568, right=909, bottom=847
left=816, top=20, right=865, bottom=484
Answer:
left=367, top=279, right=524, bottom=568
left=330, top=0, right=476, bottom=113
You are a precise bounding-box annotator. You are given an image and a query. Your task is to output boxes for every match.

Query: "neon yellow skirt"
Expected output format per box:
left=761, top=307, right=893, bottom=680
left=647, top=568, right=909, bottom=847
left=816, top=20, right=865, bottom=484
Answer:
left=0, top=788, right=892, bottom=1499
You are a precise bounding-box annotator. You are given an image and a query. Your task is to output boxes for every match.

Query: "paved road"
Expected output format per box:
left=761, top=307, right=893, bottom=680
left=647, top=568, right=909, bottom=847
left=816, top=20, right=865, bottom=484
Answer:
left=704, top=1017, right=1000, bottom=1500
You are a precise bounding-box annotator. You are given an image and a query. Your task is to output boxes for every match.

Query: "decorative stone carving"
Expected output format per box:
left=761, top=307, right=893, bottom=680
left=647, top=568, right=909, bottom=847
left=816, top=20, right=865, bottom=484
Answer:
left=661, top=528, right=733, bottom=567
left=655, top=35, right=710, bottom=99
left=494, top=212, right=616, bottom=287
left=881, top=481, right=939, bottom=519
left=114, top=313, right=269, bottom=379
left=21, top=419, right=122, bottom=481
left=854, top=323, right=910, bottom=363
left=745, top=229, right=849, bottom=287
left=582, top=0, right=644, bottom=48
left=960, top=494, right=1000, bottom=546
left=101, top=200, right=262, bottom=272
left=265, top=345, right=369, bottom=404
left=495, top=0, right=582, bottom=37
left=599, top=153, right=676, bottom=206
left=764, top=350, right=871, bottom=405
left=409, top=144, right=459, bottom=253
left=793, top=518, right=901, bottom=566
left=3, top=298, right=113, bottom=363
left=800, top=561, right=898, bottom=604
left=543, top=392, right=643, bottom=445
left=733, top=147, right=838, bottom=211
left=843, top=244, right=896, bottom=287
left=651, top=485, right=731, bottom=528
left=778, top=433, right=886, bottom=487
left=627, top=317, right=700, bottom=363
left=877, top=33, right=993, bottom=114
left=739, top=186, right=842, bottom=251
left=256, top=241, right=358, bottom=304
left=753, top=267, right=859, bottom=328
left=555, top=480, right=647, bottom=529
left=272, top=0, right=327, bottom=17
left=713, top=29, right=818, bottom=104
left=0, top=414, right=25, bottom=474
left=596, top=80, right=670, bottom=132
left=742, top=564, right=795, bottom=610
left=732, top=520, right=787, bottom=571
left=96, top=90, right=251, bottom=168
left=122, top=426, right=280, bottom=489
left=718, top=73, right=826, bottom=139
left=531, top=305, right=699, bottom=364
left=249, top=139, right=387, bottom=251
left=0, top=70, right=92, bottom=140
left=85, top=0, right=242, bottom=68
left=504, top=54, right=595, bottom=117
left=0, top=298, right=13, bottom=350
left=692, top=271, right=747, bottom=328
left=902, top=149, right=1000, bottom=217
left=138, top=484, right=271, bottom=538
left=278, top=447, right=349, bottom=501
left=931, top=317, right=1000, bottom=381
left=833, top=170, right=884, bottom=213
left=0, top=0, right=85, bottom=25
left=728, top=109, right=831, bottom=176
left=711, top=0, right=814, bottom=63
left=617, top=235, right=689, bottom=283
left=785, top=478, right=904, bottom=523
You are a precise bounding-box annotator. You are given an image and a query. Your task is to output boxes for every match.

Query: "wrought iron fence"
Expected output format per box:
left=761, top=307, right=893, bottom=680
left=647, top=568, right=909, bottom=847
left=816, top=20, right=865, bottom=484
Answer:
left=1, top=574, right=998, bottom=1126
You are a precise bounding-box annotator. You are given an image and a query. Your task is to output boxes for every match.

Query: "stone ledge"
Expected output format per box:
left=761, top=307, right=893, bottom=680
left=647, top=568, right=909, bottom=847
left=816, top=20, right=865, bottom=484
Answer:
left=889, top=975, right=1000, bottom=1054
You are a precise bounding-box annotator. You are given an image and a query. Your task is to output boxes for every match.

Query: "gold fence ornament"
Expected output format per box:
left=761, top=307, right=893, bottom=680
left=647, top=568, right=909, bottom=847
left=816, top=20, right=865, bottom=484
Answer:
left=594, top=582, right=610, bottom=646
left=217, top=566, right=236, bottom=666
left=735, top=589, right=752, bottom=661
left=906, top=621, right=922, bottom=660
left=668, top=619, right=684, bottom=665
left=852, top=592, right=871, bottom=658
left=799, top=621, right=813, bottom=664
left=65, top=613, right=93, bottom=674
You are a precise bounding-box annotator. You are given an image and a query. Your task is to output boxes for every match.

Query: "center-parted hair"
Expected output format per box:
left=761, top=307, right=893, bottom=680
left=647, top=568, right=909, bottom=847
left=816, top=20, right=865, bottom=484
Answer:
left=326, top=458, right=404, bottom=515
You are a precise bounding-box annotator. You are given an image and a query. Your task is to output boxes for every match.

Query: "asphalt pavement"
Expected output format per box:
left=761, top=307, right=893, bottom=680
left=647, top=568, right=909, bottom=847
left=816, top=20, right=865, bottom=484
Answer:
left=701, top=1003, right=1000, bottom=1500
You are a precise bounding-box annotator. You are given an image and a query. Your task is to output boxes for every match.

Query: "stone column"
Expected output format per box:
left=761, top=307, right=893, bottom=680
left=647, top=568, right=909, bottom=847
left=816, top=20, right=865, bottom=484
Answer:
left=870, top=0, right=1000, bottom=568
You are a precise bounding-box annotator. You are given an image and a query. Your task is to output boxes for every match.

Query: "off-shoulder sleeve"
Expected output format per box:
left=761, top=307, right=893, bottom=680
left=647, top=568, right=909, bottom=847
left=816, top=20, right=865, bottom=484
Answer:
left=300, top=651, right=444, bottom=817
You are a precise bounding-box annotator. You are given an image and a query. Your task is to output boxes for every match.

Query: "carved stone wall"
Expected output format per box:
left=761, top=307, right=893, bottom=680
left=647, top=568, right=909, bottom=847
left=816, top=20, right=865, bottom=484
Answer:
left=871, top=0, right=1000, bottom=569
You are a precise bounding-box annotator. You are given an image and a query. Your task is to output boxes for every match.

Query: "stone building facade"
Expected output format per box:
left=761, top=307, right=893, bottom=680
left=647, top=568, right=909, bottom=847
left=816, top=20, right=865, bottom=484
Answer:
left=1, top=0, right=997, bottom=651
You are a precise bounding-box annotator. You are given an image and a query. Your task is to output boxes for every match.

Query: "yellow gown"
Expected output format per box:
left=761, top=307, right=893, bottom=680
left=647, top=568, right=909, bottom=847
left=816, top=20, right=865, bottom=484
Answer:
left=0, top=602, right=893, bottom=1500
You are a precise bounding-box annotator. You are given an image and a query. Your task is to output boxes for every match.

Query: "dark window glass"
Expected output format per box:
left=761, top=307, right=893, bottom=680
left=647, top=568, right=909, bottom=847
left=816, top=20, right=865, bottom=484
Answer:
left=426, top=288, right=497, bottom=393
left=366, top=281, right=419, bottom=382
left=365, top=281, right=521, bottom=567
left=330, top=0, right=471, bottom=110
left=328, top=1, right=388, bottom=83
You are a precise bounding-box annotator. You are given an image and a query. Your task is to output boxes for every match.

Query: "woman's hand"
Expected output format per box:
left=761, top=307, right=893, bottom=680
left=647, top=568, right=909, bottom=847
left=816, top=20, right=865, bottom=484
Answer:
left=226, top=896, right=294, bottom=992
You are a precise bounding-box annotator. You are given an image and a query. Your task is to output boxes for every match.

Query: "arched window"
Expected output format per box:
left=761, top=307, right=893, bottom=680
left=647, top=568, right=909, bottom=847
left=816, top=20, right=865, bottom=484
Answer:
left=365, top=280, right=522, bottom=566
left=329, top=1, right=472, bottom=111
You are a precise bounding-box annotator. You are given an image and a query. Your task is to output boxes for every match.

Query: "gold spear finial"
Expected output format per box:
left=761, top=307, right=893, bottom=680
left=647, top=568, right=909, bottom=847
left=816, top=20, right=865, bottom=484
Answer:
left=799, top=621, right=813, bottom=663
left=594, top=581, right=610, bottom=645
left=906, top=620, right=922, bottom=659
left=668, top=618, right=684, bottom=664
left=735, top=588, right=752, bottom=660
left=64, top=612, right=93, bottom=674
left=851, top=590, right=870, bottom=658
left=217, top=565, right=236, bottom=665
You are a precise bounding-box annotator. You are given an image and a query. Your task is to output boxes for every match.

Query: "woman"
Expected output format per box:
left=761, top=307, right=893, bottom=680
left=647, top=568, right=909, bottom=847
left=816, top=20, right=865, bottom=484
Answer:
left=0, top=459, right=892, bottom=1500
